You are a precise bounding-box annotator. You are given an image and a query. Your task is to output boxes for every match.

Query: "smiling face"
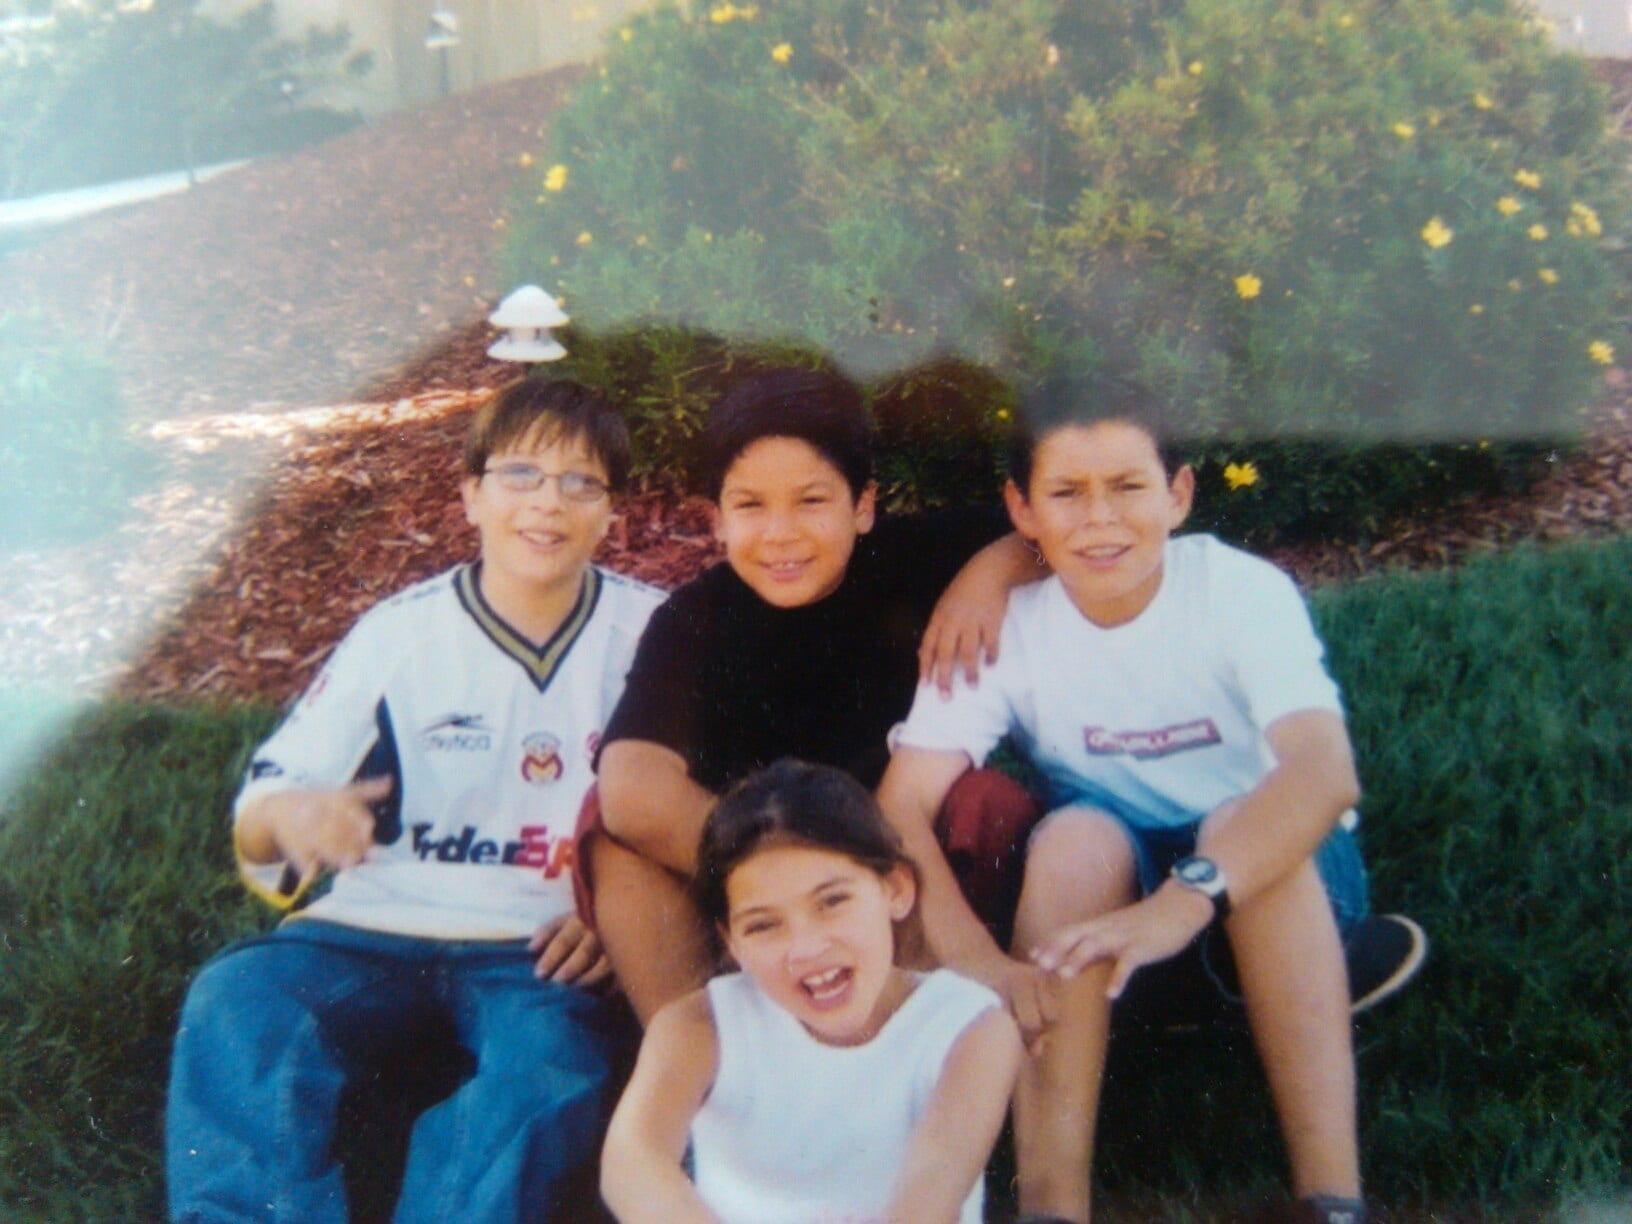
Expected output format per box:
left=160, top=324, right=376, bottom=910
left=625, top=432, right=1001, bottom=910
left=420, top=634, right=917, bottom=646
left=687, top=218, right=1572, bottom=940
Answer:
left=1005, top=419, right=1193, bottom=628
left=723, top=842, right=915, bottom=1047
left=713, top=436, right=877, bottom=608
left=460, top=428, right=613, bottom=612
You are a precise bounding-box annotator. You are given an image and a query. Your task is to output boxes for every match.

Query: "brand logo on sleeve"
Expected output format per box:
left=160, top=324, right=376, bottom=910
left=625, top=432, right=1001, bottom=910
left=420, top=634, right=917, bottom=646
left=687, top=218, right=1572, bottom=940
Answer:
left=1082, top=718, right=1221, bottom=760
left=520, top=732, right=565, bottom=784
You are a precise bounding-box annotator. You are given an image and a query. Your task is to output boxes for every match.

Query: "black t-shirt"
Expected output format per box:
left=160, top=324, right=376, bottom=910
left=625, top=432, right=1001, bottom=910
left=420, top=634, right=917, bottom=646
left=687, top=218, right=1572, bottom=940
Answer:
left=601, top=508, right=1010, bottom=792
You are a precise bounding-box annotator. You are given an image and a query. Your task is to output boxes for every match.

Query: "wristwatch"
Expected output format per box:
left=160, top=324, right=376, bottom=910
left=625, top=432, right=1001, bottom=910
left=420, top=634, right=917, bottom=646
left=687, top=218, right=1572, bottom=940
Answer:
left=1170, top=855, right=1231, bottom=920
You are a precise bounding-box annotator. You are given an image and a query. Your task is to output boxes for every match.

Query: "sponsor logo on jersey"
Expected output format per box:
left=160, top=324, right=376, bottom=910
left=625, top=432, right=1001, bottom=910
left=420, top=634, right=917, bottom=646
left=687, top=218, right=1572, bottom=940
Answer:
left=420, top=713, right=495, bottom=752
left=1082, top=718, right=1222, bottom=760
left=585, top=731, right=601, bottom=760
left=520, top=732, right=565, bottom=784
left=409, top=822, right=575, bottom=877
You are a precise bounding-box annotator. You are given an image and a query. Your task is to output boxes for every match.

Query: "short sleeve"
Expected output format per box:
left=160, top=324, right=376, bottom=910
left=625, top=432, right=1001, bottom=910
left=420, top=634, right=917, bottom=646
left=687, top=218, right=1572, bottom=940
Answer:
left=889, top=610, right=1024, bottom=766
left=597, top=588, right=707, bottom=767
left=1217, top=557, right=1343, bottom=731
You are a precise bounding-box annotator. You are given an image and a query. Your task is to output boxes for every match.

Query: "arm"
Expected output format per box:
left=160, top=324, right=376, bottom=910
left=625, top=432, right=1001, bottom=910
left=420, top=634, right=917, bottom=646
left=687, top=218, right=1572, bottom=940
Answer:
left=918, top=532, right=1048, bottom=694
left=1033, top=709, right=1361, bottom=995
left=875, top=747, right=1058, bottom=1046
left=883, top=1007, right=1023, bottom=1223
left=597, top=739, right=716, bottom=875
left=601, top=993, right=723, bottom=1224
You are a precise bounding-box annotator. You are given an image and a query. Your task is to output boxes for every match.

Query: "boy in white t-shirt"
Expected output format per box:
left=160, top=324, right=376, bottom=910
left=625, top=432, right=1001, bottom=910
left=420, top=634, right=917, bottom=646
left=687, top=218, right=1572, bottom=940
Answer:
left=166, top=379, right=665, bottom=1223
left=878, top=376, right=1416, bottom=1224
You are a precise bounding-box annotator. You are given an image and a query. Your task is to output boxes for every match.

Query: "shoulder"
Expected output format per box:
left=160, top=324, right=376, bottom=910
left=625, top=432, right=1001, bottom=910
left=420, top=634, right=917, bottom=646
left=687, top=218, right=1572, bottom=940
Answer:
left=323, top=566, right=463, bottom=664
left=1174, top=533, right=1294, bottom=593
left=592, top=566, right=668, bottom=630
left=920, top=967, right=1005, bottom=1019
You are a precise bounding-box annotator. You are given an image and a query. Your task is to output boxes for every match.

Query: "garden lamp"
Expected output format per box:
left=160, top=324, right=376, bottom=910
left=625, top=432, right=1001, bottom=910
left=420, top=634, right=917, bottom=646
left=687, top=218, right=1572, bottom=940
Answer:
left=487, top=284, right=569, bottom=362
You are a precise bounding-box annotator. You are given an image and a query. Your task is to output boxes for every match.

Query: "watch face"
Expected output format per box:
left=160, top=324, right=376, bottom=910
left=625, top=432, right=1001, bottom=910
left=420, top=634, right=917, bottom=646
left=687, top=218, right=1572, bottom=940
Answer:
left=1175, top=856, right=1220, bottom=889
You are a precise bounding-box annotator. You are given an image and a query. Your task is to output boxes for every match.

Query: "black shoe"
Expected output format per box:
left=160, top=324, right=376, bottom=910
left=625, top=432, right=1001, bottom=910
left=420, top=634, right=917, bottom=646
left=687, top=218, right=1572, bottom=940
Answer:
left=1346, top=913, right=1427, bottom=1014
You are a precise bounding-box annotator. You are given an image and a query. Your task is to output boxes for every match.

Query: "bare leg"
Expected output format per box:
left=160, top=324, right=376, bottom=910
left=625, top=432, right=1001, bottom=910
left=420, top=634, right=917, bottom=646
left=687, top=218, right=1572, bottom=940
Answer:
left=1217, top=844, right=1360, bottom=1199
left=589, top=834, right=713, bottom=1025
left=1008, top=808, right=1138, bottom=1224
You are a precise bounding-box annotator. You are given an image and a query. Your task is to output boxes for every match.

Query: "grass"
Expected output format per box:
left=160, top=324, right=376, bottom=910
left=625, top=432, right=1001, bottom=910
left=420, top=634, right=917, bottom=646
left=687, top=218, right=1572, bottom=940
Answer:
left=1, top=539, right=1629, bottom=1219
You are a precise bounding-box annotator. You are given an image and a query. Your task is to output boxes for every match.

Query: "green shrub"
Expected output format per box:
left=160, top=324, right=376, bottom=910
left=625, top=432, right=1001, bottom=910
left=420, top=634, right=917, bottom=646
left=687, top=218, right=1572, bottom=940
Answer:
left=507, top=0, right=1627, bottom=543
left=0, top=312, right=160, bottom=550
left=0, top=702, right=276, bottom=1221
left=0, top=0, right=368, bottom=199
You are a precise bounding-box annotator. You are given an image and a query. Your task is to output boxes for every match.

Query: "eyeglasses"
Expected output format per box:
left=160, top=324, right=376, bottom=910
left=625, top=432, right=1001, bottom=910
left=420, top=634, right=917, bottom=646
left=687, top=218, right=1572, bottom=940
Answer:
left=483, top=463, right=610, bottom=502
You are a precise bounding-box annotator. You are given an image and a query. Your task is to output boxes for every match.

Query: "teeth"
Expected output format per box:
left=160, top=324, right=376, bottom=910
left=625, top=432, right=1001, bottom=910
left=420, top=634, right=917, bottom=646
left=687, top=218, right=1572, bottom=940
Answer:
left=802, top=967, right=847, bottom=995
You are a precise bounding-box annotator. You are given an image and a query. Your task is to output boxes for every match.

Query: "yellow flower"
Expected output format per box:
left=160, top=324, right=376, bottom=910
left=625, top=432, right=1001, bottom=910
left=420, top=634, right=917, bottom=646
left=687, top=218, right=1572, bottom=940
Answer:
left=635, top=234, right=648, bottom=247
left=1469, top=304, right=1484, bottom=315
left=1188, top=60, right=1204, bottom=76
left=1589, top=340, right=1615, bottom=365
left=1474, top=91, right=1494, bottom=110
left=1570, top=201, right=1602, bottom=237
left=1496, top=196, right=1522, bottom=217
left=518, top=152, right=534, bottom=168
left=1507, top=278, right=1522, bottom=292
left=708, top=2, right=756, bottom=22
left=1393, top=121, right=1416, bottom=139
left=1420, top=216, right=1454, bottom=249
left=1234, top=273, right=1262, bottom=300
left=1538, top=268, right=1558, bottom=285
left=1337, top=12, right=1355, bottom=28
left=619, top=26, right=632, bottom=41
left=1223, top=462, right=1261, bottom=490
left=771, top=41, right=793, bottom=63
left=576, top=230, right=593, bottom=246
left=543, top=164, right=568, bottom=192
left=996, top=407, right=1012, bottom=421
left=1527, top=223, right=1547, bottom=241
left=1567, top=219, right=1583, bottom=237
left=1514, top=168, right=1541, bottom=189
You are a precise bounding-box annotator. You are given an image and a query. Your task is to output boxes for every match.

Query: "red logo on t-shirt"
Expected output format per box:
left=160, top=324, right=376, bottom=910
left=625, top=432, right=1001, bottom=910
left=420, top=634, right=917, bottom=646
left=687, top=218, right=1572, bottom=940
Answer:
left=1082, top=718, right=1221, bottom=760
left=520, top=732, right=565, bottom=784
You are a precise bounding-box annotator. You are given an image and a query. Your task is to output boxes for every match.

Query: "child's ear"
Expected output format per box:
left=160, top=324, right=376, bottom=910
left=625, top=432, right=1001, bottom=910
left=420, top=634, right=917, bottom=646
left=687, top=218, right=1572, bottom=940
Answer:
left=1168, top=464, right=1196, bottom=528
left=709, top=501, right=725, bottom=544
left=853, top=481, right=878, bottom=535
left=1003, top=478, right=1037, bottom=540
left=460, top=476, right=481, bottom=527
left=885, top=863, right=917, bottom=923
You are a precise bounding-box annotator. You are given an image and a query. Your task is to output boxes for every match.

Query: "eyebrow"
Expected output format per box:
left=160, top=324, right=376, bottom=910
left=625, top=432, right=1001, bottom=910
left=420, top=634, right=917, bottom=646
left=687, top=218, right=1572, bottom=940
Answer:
left=729, top=873, right=857, bottom=922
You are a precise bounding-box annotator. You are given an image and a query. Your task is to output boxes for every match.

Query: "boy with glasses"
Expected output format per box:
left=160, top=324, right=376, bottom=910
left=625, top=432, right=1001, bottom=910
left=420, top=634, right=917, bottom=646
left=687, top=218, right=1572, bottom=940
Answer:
left=167, top=379, right=664, bottom=1223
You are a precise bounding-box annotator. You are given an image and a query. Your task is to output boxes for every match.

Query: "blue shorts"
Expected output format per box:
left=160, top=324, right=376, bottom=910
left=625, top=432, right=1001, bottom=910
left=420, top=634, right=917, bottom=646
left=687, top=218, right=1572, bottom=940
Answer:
left=1040, top=805, right=1371, bottom=937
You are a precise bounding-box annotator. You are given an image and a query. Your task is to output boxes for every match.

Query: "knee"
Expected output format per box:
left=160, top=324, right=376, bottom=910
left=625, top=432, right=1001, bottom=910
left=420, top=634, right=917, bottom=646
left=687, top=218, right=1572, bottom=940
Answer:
left=1024, top=807, right=1134, bottom=894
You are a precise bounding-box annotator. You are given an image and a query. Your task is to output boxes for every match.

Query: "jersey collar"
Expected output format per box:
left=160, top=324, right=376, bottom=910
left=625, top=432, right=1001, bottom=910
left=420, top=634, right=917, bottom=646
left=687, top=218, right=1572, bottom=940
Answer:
left=454, top=563, right=602, bottom=693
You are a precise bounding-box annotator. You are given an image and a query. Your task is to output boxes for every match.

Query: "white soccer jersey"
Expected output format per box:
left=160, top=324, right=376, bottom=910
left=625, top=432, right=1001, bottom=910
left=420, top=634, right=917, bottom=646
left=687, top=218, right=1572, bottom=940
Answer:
left=235, top=563, right=664, bottom=939
left=895, top=534, right=1343, bottom=828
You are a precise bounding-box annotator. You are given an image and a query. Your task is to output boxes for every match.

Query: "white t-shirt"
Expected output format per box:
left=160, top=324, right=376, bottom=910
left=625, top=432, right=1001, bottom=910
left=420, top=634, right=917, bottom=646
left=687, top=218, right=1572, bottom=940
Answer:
left=894, top=534, right=1343, bottom=828
left=234, top=563, right=664, bottom=938
left=692, top=969, right=999, bottom=1224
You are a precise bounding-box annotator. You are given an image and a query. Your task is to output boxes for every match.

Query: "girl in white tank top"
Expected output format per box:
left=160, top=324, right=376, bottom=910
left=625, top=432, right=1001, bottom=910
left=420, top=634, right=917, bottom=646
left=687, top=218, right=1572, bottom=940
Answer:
left=601, top=759, right=1022, bottom=1224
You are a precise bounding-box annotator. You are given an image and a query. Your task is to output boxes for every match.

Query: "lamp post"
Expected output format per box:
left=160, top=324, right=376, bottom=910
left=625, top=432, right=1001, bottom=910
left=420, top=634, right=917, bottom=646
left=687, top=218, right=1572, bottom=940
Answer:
left=424, top=8, right=459, bottom=99
left=487, top=285, right=569, bottom=363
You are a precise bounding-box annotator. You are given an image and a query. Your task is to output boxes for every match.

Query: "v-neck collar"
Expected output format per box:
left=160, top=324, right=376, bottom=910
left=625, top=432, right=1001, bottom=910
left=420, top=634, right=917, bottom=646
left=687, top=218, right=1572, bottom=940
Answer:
left=454, top=563, right=602, bottom=693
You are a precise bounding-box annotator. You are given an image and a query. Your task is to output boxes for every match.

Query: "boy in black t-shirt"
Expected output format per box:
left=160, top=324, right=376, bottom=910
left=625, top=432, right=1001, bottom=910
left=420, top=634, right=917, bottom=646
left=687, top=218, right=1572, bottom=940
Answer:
left=589, top=366, right=1044, bottom=1020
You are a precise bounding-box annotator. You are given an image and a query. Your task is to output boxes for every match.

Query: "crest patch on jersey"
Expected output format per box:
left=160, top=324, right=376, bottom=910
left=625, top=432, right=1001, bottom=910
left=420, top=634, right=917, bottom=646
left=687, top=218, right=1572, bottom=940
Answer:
left=1082, top=718, right=1221, bottom=760
left=520, top=732, right=565, bottom=784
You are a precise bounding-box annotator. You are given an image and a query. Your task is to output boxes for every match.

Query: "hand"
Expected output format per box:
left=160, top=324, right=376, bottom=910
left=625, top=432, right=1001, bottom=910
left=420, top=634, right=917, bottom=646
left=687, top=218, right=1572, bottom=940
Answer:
left=1029, top=884, right=1214, bottom=1000
left=529, top=913, right=612, bottom=987
left=918, top=580, right=1004, bottom=697
left=274, top=777, right=391, bottom=885
left=970, top=953, right=1060, bottom=1054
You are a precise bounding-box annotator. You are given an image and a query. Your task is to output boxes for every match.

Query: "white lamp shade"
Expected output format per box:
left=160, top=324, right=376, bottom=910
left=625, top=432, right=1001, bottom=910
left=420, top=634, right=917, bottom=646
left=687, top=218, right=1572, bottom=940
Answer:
left=489, top=284, right=569, bottom=330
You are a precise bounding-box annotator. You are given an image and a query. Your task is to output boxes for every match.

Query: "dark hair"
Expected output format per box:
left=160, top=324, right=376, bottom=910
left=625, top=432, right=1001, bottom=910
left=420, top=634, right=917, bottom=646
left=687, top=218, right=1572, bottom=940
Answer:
left=1006, top=370, right=1181, bottom=493
left=464, top=378, right=633, bottom=492
left=693, top=759, right=916, bottom=929
left=699, top=367, right=873, bottom=501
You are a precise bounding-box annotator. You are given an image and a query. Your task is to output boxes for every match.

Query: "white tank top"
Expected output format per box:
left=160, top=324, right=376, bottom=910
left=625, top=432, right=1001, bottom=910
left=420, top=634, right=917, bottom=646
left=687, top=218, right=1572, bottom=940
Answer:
left=692, top=968, right=1000, bottom=1224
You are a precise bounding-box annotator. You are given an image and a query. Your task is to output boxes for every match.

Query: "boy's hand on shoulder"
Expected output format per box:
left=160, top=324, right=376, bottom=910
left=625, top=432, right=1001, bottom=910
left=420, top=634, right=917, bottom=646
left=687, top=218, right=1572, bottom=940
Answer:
left=918, top=585, right=1003, bottom=696
left=529, top=913, right=612, bottom=987
left=274, top=777, right=390, bottom=884
left=1029, top=884, right=1214, bottom=1000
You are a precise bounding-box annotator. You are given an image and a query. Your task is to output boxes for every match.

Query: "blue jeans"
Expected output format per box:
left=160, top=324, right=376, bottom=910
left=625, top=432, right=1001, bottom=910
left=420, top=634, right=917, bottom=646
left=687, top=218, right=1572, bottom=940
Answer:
left=167, top=921, right=628, bottom=1223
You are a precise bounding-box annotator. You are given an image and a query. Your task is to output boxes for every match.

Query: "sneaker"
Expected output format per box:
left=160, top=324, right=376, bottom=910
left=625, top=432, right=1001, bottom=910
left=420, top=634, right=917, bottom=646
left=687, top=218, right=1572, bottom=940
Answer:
left=1346, top=913, right=1428, bottom=1014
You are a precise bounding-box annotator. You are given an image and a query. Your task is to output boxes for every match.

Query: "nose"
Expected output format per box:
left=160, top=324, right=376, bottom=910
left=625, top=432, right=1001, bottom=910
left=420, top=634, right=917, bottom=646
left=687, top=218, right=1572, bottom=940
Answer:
left=762, top=505, right=798, bottom=542
left=524, top=474, right=568, bottom=511
left=784, top=918, right=830, bottom=966
left=1082, top=487, right=1117, bottom=526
